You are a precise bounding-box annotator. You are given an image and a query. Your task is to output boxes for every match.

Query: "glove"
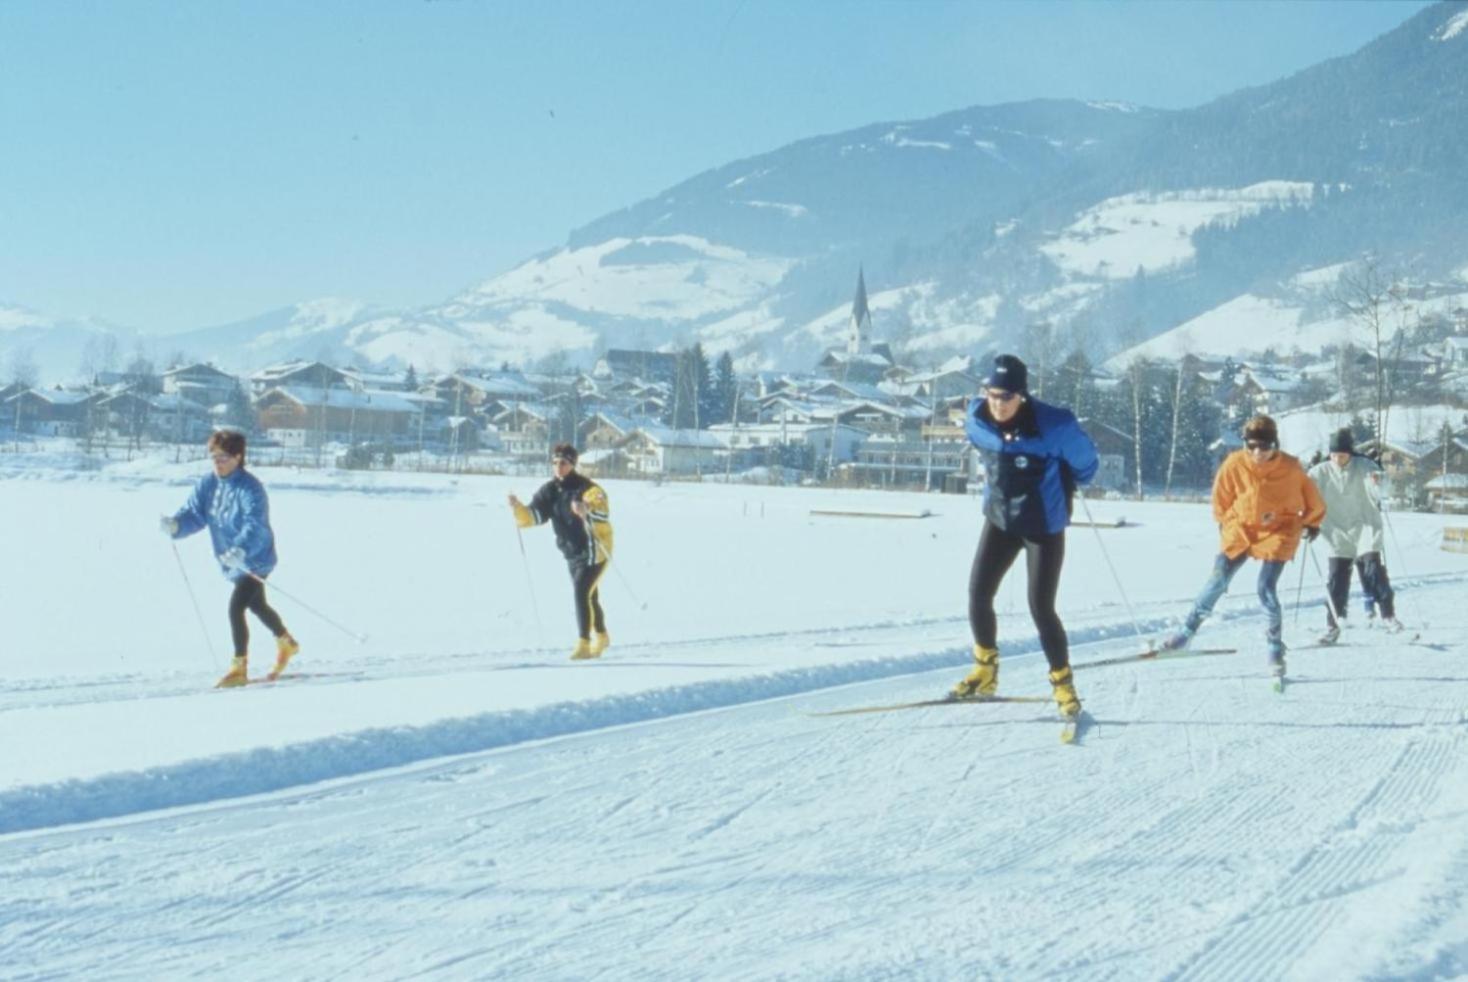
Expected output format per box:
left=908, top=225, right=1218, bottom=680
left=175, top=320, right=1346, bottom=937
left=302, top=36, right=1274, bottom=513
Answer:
left=1304, top=526, right=1321, bottom=543
left=159, top=515, right=178, bottom=536
left=219, top=546, right=247, bottom=569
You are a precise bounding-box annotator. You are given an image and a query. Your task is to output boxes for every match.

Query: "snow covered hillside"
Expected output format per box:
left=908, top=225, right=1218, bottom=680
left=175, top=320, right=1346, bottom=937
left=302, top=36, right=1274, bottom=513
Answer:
left=2, top=456, right=1467, bottom=977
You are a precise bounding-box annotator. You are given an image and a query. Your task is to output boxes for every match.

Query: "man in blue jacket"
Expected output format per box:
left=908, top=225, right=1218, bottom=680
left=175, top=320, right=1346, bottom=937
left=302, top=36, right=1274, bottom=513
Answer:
left=953, top=354, right=1099, bottom=719
left=162, top=429, right=298, bottom=688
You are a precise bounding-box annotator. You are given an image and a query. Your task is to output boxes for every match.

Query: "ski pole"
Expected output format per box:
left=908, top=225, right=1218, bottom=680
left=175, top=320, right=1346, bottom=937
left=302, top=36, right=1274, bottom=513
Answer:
left=1077, top=494, right=1147, bottom=647
left=171, top=542, right=217, bottom=668
left=244, top=571, right=368, bottom=645
left=609, top=559, right=649, bottom=611
left=1305, top=543, right=1340, bottom=629
left=1380, top=505, right=1418, bottom=619
left=579, top=508, right=647, bottom=611
left=1292, top=539, right=1309, bottom=626
left=515, top=524, right=547, bottom=653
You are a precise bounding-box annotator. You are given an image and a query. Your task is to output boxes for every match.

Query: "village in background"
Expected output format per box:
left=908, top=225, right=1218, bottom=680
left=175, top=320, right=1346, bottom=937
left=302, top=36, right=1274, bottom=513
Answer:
left=5, top=266, right=1468, bottom=512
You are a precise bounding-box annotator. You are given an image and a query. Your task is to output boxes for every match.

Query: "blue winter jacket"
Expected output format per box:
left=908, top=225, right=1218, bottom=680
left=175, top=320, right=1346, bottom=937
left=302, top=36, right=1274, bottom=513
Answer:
left=170, top=468, right=279, bottom=581
left=965, top=396, right=1100, bottom=536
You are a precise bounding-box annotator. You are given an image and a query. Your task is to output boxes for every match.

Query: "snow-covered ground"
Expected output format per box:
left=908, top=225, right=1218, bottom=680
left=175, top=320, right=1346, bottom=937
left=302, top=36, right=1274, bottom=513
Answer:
left=3, top=452, right=1467, bottom=978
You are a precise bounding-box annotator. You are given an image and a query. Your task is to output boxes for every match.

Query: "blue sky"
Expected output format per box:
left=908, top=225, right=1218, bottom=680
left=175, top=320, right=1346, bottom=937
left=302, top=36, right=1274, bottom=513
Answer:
left=0, top=0, right=1433, bottom=333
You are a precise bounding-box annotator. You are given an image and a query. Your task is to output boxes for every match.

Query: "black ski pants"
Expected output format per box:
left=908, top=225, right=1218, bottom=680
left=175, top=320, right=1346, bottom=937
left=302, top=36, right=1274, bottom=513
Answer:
left=1327, top=552, right=1395, bottom=621
left=969, top=522, right=1070, bottom=672
left=228, top=576, right=287, bottom=657
left=569, top=559, right=608, bottom=641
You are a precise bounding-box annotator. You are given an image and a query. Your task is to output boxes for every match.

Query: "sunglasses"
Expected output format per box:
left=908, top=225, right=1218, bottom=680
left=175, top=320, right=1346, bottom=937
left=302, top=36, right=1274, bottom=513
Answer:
left=1245, top=440, right=1274, bottom=451
left=210, top=453, right=236, bottom=463
left=985, top=389, right=1019, bottom=403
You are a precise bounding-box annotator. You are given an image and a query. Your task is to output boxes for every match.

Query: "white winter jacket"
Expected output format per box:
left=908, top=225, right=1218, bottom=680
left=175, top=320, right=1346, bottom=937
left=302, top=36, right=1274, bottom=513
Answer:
left=1307, top=455, right=1385, bottom=559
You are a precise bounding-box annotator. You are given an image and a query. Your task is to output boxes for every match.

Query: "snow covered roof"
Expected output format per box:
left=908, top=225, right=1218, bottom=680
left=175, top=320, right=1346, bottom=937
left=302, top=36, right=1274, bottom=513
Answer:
left=163, top=362, right=234, bottom=380
left=449, top=372, right=541, bottom=399
left=625, top=426, right=728, bottom=449
left=265, top=386, right=419, bottom=413
left=149, top=393, right=210, bottom=413
left=10, top=388, right=91, bottom=406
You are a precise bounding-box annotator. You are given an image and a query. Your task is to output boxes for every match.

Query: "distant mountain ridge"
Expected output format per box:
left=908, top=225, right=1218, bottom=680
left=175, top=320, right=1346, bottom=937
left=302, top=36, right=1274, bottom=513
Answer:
left=6, top=1, right=1468, bottom=382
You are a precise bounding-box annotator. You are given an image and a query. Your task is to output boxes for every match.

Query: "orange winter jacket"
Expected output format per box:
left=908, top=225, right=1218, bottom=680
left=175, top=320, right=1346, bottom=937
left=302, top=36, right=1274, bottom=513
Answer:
left=1212, top=449, right=1326, bottom=562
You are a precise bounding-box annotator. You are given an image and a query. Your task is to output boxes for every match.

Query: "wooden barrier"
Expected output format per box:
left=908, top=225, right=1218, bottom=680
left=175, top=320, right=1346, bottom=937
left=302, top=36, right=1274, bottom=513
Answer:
left=809, top=508, right=933, bottom=519
left=1443, top=526, right=1468, bottom=554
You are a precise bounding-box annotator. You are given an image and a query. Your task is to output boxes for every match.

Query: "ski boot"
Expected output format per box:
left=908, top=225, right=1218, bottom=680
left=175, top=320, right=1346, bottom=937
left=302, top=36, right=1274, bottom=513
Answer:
left=1269, top=651, right=1287, bottom=693
left=1381, top=617, right=1406, bottom=634
left=216, top=656, right=249, bottom=689
left=1316, top=624, right=1341, bottom=646
left=589, top=631, right=611, bottom=657
left=1159, top=628, right=1194, bottom=652
left=268, top=634, right=300, bottom=680
left=1049, top=666, right=1082, bottom=719
left=570, top=638, right=598, bottom=660
left=951, top=644, right=999, bottom=699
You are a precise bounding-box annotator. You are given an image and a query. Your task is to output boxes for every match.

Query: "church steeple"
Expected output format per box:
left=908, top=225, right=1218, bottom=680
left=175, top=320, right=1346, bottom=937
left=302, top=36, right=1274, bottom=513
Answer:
left=847, top=266, right=871, bottom=356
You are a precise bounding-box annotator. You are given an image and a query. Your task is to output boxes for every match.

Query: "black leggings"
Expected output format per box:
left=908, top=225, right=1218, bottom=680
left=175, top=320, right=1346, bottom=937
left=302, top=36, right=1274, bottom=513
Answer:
left=969, top=522, right=1070, bottom=671
left=228, top=576, right=287, bottom=656
left=570, top=561, right=608, bottom=640
left=1327, top=552, right=1395, bottom=620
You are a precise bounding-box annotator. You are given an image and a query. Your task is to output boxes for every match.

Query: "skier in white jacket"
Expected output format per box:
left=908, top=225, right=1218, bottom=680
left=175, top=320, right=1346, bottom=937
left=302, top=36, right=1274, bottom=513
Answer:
left=1306, top=428, right=1402, bottom=641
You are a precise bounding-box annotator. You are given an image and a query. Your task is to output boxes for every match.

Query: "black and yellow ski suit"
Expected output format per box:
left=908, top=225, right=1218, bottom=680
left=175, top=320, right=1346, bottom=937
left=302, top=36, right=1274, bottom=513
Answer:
left=515, top=471, right=614, bottom=640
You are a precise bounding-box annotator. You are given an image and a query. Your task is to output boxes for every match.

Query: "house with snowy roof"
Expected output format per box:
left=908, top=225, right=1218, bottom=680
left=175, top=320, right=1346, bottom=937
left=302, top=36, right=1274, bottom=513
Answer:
left=254, top=386, right=420, bottom=447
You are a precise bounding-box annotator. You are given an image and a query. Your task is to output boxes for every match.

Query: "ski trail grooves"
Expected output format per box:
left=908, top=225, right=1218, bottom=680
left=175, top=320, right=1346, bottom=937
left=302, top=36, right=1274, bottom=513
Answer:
left=1171, top=722, right=1468, bottom=980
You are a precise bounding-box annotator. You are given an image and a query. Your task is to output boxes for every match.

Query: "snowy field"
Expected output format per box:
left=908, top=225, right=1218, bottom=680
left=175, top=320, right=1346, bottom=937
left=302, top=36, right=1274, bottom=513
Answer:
left=3, top=452, right=1468, bottom=979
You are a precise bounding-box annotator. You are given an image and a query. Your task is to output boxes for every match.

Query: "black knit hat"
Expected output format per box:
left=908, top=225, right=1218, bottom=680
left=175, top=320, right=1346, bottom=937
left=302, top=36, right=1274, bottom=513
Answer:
left=981, top=354, right=1029, bottom=396
left=551, top=442, right=579, bottom=464
left=1328, top=428, right=1354, bottom=454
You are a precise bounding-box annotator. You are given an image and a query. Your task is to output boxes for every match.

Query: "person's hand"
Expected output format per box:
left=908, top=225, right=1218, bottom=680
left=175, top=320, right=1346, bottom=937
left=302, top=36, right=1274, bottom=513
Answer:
left=1304, top=526, right=1321, bottom=542
left=507, top=494, right=522, bottom=508
left=219, top=546, right=246, bottom=569
left=159, top=515, right=178, bottom=536
left=571, top=498, right=588, bottom=519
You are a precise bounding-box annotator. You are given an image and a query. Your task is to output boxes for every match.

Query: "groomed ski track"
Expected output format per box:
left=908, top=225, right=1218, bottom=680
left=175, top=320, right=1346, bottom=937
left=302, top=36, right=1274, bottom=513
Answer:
left=3, top=578, right=1468, bottom=978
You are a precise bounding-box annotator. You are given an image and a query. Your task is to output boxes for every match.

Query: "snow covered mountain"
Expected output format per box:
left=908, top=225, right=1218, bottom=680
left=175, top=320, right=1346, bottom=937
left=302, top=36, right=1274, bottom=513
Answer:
left=0, top=303, right=136, bottom=384
left=7, top=1, right=1468, bottom=379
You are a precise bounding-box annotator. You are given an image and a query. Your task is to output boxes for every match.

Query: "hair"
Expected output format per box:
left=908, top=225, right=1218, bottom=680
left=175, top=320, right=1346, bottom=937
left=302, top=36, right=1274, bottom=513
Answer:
left=551, top=442, right=579, bottom=465
left=1241, top=415, right=1279, bottom=449
left=208, top=429, right=247, bottom=464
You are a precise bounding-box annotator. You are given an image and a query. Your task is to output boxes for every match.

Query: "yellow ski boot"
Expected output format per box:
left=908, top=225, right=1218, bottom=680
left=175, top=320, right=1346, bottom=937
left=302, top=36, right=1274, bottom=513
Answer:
left=570, top=638, right=598, bottom=660
left=1049, top=666, right=1082, bottom=719
left=268, top=634, right=300, bottom=681
left=951, top=644, right=999, bottom=699
left=216, top=656, right=249, bottom=689
left=589, top=631, right=611, bottom=657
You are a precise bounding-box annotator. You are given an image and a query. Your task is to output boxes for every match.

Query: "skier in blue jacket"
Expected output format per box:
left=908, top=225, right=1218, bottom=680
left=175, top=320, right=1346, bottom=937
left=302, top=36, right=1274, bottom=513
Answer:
left=161, top=429, right=298, bottom=687
left=952, top=354, right=1100, bottom=720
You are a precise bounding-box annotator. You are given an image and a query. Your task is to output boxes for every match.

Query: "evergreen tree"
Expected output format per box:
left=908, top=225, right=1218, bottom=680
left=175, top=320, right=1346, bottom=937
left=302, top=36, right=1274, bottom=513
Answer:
left=712, top=351, right=738, bottom=425
left=222, top=381, right=256, bottom=436
left=667, top=344, right=712, bottom=429
left=404, top=364, right=419, bottom=391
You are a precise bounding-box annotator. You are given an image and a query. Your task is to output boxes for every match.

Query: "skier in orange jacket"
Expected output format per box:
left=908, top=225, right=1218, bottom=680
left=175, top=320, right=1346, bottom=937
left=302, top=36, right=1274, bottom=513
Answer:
left=1161, top=415, right=1326, bottom=681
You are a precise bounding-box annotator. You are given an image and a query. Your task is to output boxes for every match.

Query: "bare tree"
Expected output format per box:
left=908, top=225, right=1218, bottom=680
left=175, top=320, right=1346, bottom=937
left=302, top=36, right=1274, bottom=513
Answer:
left=1165, top=359, right=1185, bottom=497
left=1330, top=257, right=1408, bottom=450
left=8, top=347, right=39, bottom=450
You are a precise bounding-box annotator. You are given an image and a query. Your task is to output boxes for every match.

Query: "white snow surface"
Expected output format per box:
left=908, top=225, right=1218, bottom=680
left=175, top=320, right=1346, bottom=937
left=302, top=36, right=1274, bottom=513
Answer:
left=1041, top=182, right=1315, bottom=280
left=1434, top=8, right=1468, bottom=41
left=3, top=451, right=1468, bottom=978
left=450, top=235, right=794, bottom=323
left=1112, top=282, right=1468, bottom=366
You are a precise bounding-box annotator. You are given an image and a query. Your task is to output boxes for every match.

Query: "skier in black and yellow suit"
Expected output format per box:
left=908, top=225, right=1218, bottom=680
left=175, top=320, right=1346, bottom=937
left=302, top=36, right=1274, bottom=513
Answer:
left=509, top=442, right=615, bottom=660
